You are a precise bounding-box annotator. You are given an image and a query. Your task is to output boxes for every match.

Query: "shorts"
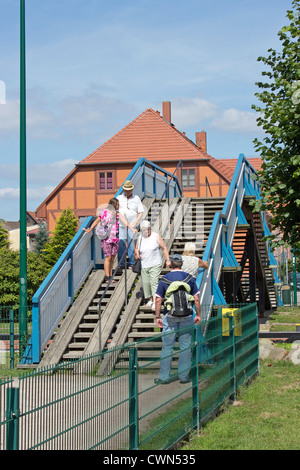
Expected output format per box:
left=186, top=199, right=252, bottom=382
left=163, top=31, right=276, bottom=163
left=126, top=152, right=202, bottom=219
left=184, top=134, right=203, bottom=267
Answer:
left=101, top=240, right=119, bottom=257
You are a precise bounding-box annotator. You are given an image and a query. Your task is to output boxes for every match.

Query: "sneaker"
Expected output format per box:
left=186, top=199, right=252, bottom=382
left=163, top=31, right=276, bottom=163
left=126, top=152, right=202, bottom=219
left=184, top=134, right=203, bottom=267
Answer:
left=179, top=377, right=192, bottom=384
left=151, top=303, right=156, bottom=311
left=145, top=300, right=153, bottom=308
left=136, top=287, right=144, bottom=299
left=154, top=378, right=170, bottom=385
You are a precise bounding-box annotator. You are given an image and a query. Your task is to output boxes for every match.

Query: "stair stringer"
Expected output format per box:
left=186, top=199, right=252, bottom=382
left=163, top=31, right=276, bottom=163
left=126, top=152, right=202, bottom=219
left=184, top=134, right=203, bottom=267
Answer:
left=39, top=269, right=106, bottom=368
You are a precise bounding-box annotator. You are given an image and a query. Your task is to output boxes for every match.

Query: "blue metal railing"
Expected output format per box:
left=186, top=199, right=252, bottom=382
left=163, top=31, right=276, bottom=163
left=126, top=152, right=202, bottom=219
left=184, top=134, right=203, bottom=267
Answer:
left=114, top=157, right=183, bottom=199
left=24, top=158, right=183, bottom=364
left=196, top=154, right=279, bottom=321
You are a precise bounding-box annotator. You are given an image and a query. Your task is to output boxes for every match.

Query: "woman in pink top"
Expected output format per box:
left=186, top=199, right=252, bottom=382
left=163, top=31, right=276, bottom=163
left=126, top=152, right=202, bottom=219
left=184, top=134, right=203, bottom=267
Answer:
left=83, top=198, right=136, bottom=282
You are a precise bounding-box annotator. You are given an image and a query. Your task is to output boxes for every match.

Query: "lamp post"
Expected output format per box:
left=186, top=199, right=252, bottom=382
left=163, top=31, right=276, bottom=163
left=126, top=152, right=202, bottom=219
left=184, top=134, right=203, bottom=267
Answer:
left=19, top=0, right=27, bottom=356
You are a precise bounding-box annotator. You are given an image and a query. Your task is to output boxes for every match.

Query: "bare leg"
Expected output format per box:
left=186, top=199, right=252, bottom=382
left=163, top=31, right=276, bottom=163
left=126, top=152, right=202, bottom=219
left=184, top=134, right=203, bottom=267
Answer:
left=104, top=257, right=111, bottom=280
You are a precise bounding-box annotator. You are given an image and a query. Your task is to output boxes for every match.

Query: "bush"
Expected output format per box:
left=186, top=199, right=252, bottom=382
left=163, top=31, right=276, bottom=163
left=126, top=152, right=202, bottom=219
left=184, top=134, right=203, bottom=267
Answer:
left=41, top=208, right=78, bottom=268
left=0, top=248, right=49, bottom=306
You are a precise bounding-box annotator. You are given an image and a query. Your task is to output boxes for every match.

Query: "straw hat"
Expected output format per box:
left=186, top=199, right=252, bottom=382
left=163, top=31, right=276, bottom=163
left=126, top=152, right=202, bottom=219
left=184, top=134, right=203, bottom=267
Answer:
left=122, top=180, right=135, bottom=191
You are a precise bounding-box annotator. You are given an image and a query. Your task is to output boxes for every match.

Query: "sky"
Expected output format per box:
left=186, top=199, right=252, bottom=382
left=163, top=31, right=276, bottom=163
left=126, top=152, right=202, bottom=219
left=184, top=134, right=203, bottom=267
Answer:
left=0, top=0, right=293, bottom=222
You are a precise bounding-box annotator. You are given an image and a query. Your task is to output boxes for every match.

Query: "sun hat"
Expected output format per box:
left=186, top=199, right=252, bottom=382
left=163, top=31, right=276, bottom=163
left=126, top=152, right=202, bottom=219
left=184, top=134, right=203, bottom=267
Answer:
left=122, top=180, right=135, bottom=190
left=140, top=220, right=151, bottom=229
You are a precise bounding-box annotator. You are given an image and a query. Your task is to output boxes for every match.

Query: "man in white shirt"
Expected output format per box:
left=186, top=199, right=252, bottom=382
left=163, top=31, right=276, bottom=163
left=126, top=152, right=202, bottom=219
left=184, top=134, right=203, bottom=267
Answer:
left=117, top=180, right=144, bottom=268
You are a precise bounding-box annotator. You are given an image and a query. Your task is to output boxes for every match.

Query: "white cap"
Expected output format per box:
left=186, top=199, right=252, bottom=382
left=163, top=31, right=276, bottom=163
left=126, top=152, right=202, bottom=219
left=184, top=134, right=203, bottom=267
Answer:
left=140, top=220, right=151, bottom=229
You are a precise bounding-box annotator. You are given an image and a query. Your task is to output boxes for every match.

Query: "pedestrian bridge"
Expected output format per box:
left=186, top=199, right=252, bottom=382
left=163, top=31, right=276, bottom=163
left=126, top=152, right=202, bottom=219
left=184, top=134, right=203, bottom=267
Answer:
left=21, top=155, right=281, bottom=366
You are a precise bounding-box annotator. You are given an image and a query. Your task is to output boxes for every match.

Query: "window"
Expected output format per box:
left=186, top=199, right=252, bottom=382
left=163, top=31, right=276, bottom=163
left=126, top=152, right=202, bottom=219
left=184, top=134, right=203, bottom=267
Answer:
left=182, top=169, right=196, bottom=188
left=99, top=171, right=113, bottom=191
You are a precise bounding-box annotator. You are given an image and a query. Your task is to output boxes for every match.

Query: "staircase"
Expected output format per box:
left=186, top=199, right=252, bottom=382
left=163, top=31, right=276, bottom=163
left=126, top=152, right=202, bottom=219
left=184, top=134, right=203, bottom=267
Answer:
left=231, top=226, right=249, bottom=303
left=60, top=272, right=123, bottom=361
left=40, top=196, right=184, bottom=367
left=31, top=155, right=280, bottom=370
left=98, top=197, right=225, bottom=373
left=252, top=212, right=277, bottom=309
left=229, top=206, right=277, bottom=311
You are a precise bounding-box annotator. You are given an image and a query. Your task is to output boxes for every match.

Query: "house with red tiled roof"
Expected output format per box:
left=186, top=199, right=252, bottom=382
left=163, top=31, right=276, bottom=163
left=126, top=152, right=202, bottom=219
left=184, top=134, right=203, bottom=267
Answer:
left=1, top=211, right=43, bottom=250
left=36, top=102, right=260, bottom=232
left=219, top=158, right=262, bottom=174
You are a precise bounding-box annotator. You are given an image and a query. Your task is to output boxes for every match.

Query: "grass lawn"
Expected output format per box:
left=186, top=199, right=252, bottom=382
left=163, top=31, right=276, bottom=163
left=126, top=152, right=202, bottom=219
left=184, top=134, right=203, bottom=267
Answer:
left=270, top=306, right=300, bottom=323
left=180, top=360, right=300, bottom=450
left=271, top=324, right=297, bottom=332
left=268, top=306, right=300, bottom=331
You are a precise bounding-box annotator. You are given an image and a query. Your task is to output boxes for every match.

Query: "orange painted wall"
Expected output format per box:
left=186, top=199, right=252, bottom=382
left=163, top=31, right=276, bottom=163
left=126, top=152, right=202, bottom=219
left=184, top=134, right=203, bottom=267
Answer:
left=60, top=190, right=75, bottom=209
left=39, top=160, right=230, bottom=233
left=75, top=169, right=95, bottom=187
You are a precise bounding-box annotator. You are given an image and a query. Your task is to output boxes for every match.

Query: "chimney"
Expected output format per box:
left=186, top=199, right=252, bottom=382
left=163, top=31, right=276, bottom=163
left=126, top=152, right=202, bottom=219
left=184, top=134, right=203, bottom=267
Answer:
left=162, top=101, right=171, bottom=124
left=196, top=131, right=207, bottom=153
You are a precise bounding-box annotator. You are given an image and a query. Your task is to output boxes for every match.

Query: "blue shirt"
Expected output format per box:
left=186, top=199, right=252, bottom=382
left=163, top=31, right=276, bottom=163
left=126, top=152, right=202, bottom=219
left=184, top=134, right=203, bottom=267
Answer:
left=156, top=270, right=200, bottom=314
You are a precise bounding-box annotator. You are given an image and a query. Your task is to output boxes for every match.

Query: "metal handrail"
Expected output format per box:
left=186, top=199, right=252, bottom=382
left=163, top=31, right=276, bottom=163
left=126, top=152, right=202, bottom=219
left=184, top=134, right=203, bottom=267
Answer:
left=205, top=177, right=213, bottom=197
left=149, top=159, right=183, bottom=224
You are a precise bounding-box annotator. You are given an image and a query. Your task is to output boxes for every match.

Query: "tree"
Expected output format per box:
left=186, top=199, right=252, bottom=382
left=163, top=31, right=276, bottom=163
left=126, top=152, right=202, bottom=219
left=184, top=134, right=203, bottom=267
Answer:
left=252, top=0, right=300, bottom=255
left=0, top=220, right=9, bottom=249
left=33, top=222, right=49, bottom=255
left=42, top=207, right=78, bottom=268
left=0, top=248, right=49, bottom=306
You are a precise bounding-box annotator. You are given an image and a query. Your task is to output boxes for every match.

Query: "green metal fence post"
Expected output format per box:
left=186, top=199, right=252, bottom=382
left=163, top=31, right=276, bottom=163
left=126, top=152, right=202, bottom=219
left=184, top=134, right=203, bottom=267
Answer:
left=293, top=252, right=297, bottom=306
left=129, top=345, right=139, bottom=450
left=229, top=315, right=237, bottom=401
left=254, top=303, right=260, bottom=376
left=9, top=309, right=14, bottom=370
left=6, top=386, right=20, bottom=450
left=192, top=326, right=200, bottom=433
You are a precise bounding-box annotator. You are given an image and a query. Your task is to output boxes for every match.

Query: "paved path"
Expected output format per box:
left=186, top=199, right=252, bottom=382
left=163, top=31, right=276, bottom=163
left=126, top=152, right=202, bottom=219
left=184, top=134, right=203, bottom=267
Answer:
left=1, top=370, right=193, bottom=450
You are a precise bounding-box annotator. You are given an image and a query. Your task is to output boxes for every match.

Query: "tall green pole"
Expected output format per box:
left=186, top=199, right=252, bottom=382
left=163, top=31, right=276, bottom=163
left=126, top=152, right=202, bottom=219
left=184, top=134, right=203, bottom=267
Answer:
left=19, top=0, right=27, bottom=356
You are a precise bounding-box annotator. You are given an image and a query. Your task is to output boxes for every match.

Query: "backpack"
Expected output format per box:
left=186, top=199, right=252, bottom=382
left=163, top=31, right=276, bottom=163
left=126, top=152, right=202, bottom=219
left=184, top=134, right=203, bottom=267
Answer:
left=95, top=222, right=112, bottom=240
left=161, top=274, right=195, bottom=317
left=95, top=215, right=113, bottom=240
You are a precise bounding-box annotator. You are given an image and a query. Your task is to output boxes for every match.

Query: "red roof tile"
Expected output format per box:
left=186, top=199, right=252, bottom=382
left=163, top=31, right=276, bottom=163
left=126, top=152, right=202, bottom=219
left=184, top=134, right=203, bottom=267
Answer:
left=79, top=108, right=208, bottom=165
left=219, top=157, right=263, bottom=173
left=208, top=157, right=235, bottom=182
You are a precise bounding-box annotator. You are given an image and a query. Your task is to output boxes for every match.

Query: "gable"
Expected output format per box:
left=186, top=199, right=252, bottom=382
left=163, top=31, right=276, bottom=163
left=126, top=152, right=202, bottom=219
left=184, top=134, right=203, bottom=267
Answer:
left=79, top=108, right=209, bottom=165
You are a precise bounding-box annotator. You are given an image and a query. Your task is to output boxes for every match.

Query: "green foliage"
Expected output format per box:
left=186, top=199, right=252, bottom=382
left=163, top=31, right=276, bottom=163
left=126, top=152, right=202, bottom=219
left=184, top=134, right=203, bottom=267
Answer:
left=252, top=0, right=300, bottom=255
left=0, top=220, right=9, bottom=249
left=41, top=207, right=78, bottom=268
left=0, top=248, right=49, bottom=306
left=32, top=222, right=49, bottom=255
